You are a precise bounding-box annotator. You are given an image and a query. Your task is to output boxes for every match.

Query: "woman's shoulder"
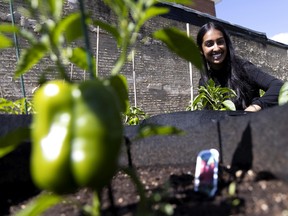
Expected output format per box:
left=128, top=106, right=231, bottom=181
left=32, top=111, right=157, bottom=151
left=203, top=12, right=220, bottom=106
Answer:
left=234, top=55, right=257, bottom=71
left=234, top=55, right=251, bottom=65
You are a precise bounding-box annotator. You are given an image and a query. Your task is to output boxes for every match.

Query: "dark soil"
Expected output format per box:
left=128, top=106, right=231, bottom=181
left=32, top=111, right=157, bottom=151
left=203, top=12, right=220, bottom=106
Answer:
left=6, top=164, right=288, bottom=216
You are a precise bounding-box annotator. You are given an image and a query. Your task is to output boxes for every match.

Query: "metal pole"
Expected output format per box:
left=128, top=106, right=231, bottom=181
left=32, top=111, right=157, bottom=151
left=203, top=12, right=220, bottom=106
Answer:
left=186, top=23, right=194, bottom=110
left=132, top=50, right=137, bottom=107
left=95, top=26, right=99, bottom=77
left=70, top=63, right=74, bottom=80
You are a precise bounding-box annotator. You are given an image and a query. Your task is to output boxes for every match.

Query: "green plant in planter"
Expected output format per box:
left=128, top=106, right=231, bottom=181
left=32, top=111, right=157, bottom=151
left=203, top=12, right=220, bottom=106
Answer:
left=0, top=98, right=35, bottom=114
left=259, top=89, right=265, bottom=97
left=278, top=81, right=288, bottom=106
left=188, top=79, right=237, bottom=111
left=124, top=106, right=148, bottom=125
left=0, top=0, right=203, bottom=215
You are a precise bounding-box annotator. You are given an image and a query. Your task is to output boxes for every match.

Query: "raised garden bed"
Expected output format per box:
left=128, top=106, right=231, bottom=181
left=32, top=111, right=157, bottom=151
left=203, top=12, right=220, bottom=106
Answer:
left=1, top=104, right=288, bottom=215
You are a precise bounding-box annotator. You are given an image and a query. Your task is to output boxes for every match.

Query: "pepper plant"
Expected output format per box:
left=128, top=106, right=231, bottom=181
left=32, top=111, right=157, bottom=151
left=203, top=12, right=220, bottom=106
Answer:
left=0, top=98, right=34, bottom=114
left=188, top=79, right=237, bottom=111
left=278, top=81, right=288, bottom=106
left=124, top=106, right=149, bottom=125
left=0, top=0, right=202, bottom=215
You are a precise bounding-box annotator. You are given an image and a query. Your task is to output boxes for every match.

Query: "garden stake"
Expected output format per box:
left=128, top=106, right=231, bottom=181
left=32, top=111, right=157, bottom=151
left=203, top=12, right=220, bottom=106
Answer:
left=132, top=49, right=137, bottom=107
left=216, top=120, right=224, bottom=165
left=70, top=63, right=74, bottom=80
left=124, top=136, right=134, bottom=168
left=95, top=25, right=99, bottom=77
left=107, top=184, right=117, bottom=216
left=186, top=23, right=194, bottom=109
left=78, top=0, right=94, bottom=79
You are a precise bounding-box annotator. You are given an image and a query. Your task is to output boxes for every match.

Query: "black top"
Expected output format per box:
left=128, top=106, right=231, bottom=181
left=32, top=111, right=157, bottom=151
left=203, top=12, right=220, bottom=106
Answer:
left=199, top=57, right=284, bottom=110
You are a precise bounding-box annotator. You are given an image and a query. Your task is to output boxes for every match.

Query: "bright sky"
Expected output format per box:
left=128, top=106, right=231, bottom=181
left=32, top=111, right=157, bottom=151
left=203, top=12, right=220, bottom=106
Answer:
left=215, top=0, right=288, bottom=45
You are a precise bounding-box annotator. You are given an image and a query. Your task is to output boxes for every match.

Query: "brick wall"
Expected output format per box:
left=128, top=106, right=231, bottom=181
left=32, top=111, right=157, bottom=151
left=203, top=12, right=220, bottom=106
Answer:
left=0, top=1, right=287, bottom=116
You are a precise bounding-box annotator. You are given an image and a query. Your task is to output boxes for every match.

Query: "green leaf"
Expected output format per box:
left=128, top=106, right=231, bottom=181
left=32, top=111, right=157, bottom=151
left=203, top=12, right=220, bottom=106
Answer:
left=207, top=78, right=215, bottom=86
left=193, top=79, right=237, bottom=110
left=48, top=0, right=63, bottom=21
left=228, top=181, right=237, bottom=196
left=0, top=98, right=13, bottom=110
left=0, top=98, right=34, bottom=114
left=279, top=82, right=288, bottom=106
left=130, top=106, right=146, bottom=115
left=14, top=43, right=48, bottom=78
left=13, top=98, right=28, bottom=114
left=19, top=29, right=37, bottom=44
left=259, top=89, right=265, bottom=97
left=92, top=19, right=121, bottom=45
left=124, top=106, right=147, bottom=125
left=0, top=34, right=13, bottom=48
left=0, top=24, right=17, bottom=48
left=0, top=98, right=18, bottom=114
left=0, top=24, right=19, bottom=33
left=83, top=192, right=101, bottom=216
left=0, top=127, right=30, bottom=158
left=54, top=13, right=83, bottom=44
left=103, top=0, right=126, bottom=17
left=30, top=0, right=40, bottom=9
left=222, top=100, right=236, bottom=111
left=15, top=192, right=63, bottom=216
left=69, top=47, right=96, bottom=74
left=153, top=27, right=203, bottom=70
left=192, top=94, right=203, bottom=108
left=135, top=124, right=184, bottom=140
left=138, top=7, right=169, bottom=27
left=104, top=74, right=130, bottom=113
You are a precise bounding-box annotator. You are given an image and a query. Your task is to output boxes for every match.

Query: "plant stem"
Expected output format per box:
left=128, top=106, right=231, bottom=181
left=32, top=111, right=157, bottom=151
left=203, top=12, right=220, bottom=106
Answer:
left=78, top=0, right=95, bottom=79
left=55, top=58, right=70, bottom=81
left=111, top=49, right=127, bottom=75
left=91, top=190, right=101, bottom=216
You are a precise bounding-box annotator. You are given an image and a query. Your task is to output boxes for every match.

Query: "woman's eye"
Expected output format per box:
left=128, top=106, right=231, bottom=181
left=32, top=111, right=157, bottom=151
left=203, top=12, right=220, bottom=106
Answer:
left=204, top=38, right=225, bottom=48
left=217, top=39, right=225, bottom=45
left=205, top=41, right=214, bottom=47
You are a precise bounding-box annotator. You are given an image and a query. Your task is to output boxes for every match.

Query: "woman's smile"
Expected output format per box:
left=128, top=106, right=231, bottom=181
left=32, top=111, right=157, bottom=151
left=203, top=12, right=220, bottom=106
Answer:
left=212, top=52, right=223, bottom=60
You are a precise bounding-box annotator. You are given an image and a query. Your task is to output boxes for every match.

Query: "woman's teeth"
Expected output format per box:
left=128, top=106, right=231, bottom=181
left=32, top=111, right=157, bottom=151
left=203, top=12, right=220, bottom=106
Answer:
left=212, top=53, right=222, bottom=60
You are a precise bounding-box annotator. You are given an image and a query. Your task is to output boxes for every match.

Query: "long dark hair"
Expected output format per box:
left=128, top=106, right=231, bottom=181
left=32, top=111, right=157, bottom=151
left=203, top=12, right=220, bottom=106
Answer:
left=196, top=22, right=255, bottom=109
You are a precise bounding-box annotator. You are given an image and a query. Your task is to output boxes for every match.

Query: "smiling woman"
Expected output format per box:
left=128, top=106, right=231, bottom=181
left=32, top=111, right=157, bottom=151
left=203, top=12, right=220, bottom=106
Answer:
left=196, top=22, right=284, bottom=112
left=200, top=29, right=227, bottom=70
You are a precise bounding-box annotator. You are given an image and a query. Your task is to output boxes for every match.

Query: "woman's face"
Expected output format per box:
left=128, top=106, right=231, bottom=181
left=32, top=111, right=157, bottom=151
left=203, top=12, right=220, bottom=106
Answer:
left=201, top=28, right=227, bottom=70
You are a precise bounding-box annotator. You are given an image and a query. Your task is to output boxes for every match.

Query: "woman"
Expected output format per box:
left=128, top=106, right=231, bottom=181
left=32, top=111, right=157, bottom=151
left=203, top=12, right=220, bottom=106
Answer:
left=196, top=22, right=284, bottom=112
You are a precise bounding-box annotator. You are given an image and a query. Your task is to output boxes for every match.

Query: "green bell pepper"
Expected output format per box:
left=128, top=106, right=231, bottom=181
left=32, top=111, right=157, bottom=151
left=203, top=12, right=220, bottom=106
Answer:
left=31, top=80, right=123, bottom=194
